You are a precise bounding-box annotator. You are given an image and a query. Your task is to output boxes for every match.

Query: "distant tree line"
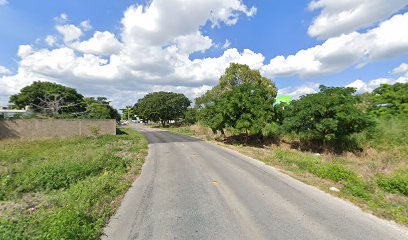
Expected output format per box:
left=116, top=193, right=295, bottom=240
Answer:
left=8, top=81, right=120, bottom=120
left=126, top=63, right=406, bottom=152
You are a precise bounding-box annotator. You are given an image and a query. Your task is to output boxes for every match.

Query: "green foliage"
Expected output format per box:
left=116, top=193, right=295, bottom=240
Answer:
left=0, top=128, right=147, bottom=239
left=9, top=81, right=85, bottom=114
left=284, top=85, right=374, bottom=149
left=184, top=107, right=198, bottom=125
left=134, top=91, right=191, bottom=126
left=83, top=97, right=120, bottom=121
left=377, top=169, right=408, bottom=196
left=261, top=122, right=281, bottom=138
left=369, top=83, right=408, bottom=117
left=355, top=92, right=374, bottom=113
left=196, top=63, right=278, bottom=136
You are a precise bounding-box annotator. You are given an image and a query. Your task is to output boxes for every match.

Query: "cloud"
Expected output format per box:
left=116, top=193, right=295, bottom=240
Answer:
left=1, top=0, right=407, bottom=109
left=308, top=0, right=408, bottom=39
left=278, top=82, right=320, bottom=99
left=347, top=63, right=408, bottom=93
left=0, top=0, right=256, bottom=108
left=80, top=20, right=92, bottom=31
left=0, top=0, right=8, bottom=6
left=45, top=35, right=57, bottom=47
left=121, top=0, right=256, bottom=46
left=17, top=45, right=33, bottom=58
left=72, top=31, right=122, bottom=56
left=54, top=13, right=68, bottom=23
left=0, top=66, right=11, bottom=75
left=173, top=32, right=213, bottom=54
left=223, top=39, right=231, bottom=49
left=56, top=24, right=82, bottom=43
left=346, top=78, right=407, bottom=93
left=262, top=12, right=408, bottom=78
left=392, top=62, right=408, bottom=75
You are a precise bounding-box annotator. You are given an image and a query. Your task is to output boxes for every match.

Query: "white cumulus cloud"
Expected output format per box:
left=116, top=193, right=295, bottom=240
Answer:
left=1, top=0, right=407, bottom=108
left=56, top=24, right=82, bottom=43
left=308, top=0, right=408, bottom=39
left=72, top=31, right=122, bottom=56
left=45, top=35, right=57, bottom=47
left=278, top=83, right=320, bottom=100
left=121, top=0, right=256, bottom=46
left=392, top=62, right=408, bottom=75
left=262, top=12, right=408, bottom=78
left=347, top=63, right=408, bottom=93
left=0, top=0, right=257, bottom=107
left=0, top=66, right=11, bottom=75
left=80, top=20, right=92, bottom=31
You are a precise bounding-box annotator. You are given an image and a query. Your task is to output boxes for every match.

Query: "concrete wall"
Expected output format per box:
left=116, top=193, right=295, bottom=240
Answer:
left=0, top=119, right=116, bottom=139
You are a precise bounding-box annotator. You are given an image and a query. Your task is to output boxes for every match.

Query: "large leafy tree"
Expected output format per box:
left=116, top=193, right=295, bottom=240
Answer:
left=83, top=97, right=120, bottom=121
left=134, top=92, right=191, bottom=126
left=9, top=81, right=85, bottom=115
left=283, top=85, right=373, bottom=149
left=196, top=63, right=278, bottom=137
left=369, top=83, right=408, bottom=117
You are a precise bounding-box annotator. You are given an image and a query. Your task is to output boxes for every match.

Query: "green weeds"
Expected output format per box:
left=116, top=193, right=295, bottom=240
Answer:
left=0, top=128, right=147, bottom=239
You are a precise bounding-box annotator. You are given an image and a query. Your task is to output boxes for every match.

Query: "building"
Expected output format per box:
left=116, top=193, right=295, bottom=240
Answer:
left=0, top=106, right=31, bottom=119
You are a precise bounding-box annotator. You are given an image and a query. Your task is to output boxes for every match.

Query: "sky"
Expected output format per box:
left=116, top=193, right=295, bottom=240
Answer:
left=0, top=0, right=407, bottom=108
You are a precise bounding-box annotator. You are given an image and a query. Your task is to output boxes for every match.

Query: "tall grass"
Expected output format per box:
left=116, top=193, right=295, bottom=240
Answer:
left=358, top=117, right=408, bottom=157
left=0, top=128, right=147, bottom=239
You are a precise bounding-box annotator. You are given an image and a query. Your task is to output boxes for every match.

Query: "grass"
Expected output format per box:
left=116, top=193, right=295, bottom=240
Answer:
left=166, top=123, right=408, bottom=226
left=363, top=117, right=408, bottom=158
left=0, top=127, right=147, bottom=239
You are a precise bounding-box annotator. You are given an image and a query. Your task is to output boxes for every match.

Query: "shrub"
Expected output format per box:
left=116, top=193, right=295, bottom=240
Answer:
left=261, top=123, right=281, bottom=139
left=377, top=169, right=408, bottom=196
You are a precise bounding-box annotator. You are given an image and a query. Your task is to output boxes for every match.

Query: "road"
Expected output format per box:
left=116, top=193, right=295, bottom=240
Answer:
left=102, top=125, right=408, bottom=240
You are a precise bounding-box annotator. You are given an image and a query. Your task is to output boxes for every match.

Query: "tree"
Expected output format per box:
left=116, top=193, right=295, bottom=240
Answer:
left=134, top=92, right=191, bottom=126
left=83, top=97, right=120, bottom=121
left=121, top=106, right=136, bottom=121
left=369, top=83, right=408, bottom=117
left=283, top=85, right=374, bottom=150
left=196, top=63, right=278, bottom=138
left=9, top=81, right=85, bottom=115
left=184, top=108, right=198, bottom=125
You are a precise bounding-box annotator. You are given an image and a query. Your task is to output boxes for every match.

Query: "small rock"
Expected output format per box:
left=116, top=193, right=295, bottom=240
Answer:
left=329, top=187, right=340, bottom=192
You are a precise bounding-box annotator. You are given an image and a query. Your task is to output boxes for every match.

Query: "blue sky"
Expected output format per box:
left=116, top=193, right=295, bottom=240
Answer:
left=0, top=0, right=407, bottom=107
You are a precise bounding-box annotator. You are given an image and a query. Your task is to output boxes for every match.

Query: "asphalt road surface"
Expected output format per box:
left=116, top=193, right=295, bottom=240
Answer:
left=102, top=125, right=408, bottom=240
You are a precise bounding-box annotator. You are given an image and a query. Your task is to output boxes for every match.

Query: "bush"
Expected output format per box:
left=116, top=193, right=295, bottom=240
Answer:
left=377, top=169, right=408, bottom=196
left=283, top=85, right=374, bottom=151
left=261, top=123, right=281, bottom=139
left=184, top=108, right=198, bottom=125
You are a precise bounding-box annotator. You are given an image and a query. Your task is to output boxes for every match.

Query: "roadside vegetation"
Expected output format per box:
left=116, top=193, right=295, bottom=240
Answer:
left=158, top=63, right=407, bottom=226
left=0, top=128, right=147, bottom=239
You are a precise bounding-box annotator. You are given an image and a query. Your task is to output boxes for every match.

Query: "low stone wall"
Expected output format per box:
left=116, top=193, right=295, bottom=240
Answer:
left=0, top=119, right=116, bottom=139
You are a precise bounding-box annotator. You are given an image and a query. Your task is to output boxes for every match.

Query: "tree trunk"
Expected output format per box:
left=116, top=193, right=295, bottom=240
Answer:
left=245, top=129, right=249, bottom=144
left=220, top=129, right=226, bottom=138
